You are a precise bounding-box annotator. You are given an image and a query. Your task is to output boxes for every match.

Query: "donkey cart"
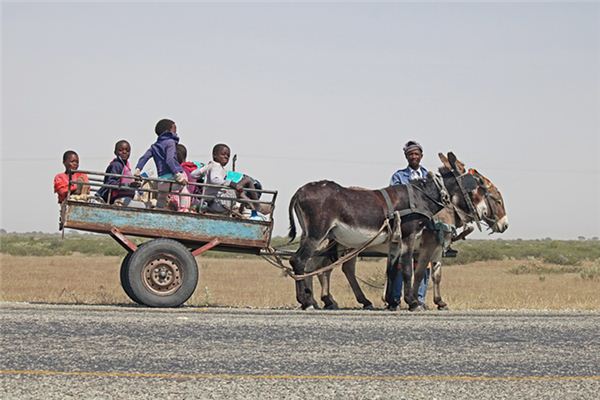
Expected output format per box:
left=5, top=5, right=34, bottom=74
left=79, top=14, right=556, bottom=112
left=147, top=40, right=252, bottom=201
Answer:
left=61, top=170, right=279, bottom=307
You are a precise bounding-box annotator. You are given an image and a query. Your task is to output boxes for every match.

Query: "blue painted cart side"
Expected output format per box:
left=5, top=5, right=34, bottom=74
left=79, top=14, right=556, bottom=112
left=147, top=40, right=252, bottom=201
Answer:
left=63, top=201, right=273, bottom=252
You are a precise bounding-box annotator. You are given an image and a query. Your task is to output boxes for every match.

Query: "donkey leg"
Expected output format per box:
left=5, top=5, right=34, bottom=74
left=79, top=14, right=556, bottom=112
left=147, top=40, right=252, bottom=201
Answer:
left=412, top=259, right=429, bottom=312
left=384, top=262, right=402, bottom=310
left=429, top=230, right=449, bottom=310
left=290, top=239, right=320, bottom=309
left=318, top=270, right=338, bottom=310
left=384, top=240, right=404, bottom=310
left=401, top=261, right=420, bottom=311
left=303, top=276, right=320, bottom=310
left=412, top=231, right=437, bottom=311
left=342, top=257, right=374, bottom=310
left=400, top=234, right=420, bottom=311
left=431, top=261, right=448, bottom=310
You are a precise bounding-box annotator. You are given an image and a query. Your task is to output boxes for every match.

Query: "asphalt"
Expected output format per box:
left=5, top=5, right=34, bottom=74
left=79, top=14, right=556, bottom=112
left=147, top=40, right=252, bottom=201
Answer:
left=1, top=303, right=599, bottom=399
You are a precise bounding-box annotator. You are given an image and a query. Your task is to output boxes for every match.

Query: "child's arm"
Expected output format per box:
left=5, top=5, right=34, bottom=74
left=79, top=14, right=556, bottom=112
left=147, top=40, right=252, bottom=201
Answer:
left=134, top=148, right=153, bottom=174
left=54, top=174, right=69, bottom=200
left=190, top=162, right=210, bottom=179
left=54, top=173, right=88, bottom=200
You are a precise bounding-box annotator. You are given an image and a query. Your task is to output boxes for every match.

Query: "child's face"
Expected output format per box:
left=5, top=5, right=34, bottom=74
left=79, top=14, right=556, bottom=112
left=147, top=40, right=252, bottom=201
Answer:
left=115, top=142, right=131, bottom=161
left=63, top=154, right=79, bottom=172
left=213, top=146, right=230, bottom=167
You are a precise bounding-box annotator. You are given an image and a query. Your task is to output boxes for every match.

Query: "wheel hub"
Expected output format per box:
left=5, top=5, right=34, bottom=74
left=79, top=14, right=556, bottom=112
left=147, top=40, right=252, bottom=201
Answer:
left=142, top=257, right=182, bottom=296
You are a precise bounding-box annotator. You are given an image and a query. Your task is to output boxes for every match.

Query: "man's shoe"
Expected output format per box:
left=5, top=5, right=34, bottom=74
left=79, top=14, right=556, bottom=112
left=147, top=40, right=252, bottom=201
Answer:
left=444, top=247, right=458, bottom=257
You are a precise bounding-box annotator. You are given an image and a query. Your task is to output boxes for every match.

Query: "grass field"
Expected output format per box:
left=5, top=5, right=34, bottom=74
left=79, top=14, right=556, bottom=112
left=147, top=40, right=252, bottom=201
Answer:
left=1, top=254, right=599, bottom=310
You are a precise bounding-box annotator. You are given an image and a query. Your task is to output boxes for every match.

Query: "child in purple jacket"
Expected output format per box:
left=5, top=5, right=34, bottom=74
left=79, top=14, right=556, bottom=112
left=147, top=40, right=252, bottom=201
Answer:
left=134, top=119, right=188, bottom=208
left=96, top=140, right=136, bottom=204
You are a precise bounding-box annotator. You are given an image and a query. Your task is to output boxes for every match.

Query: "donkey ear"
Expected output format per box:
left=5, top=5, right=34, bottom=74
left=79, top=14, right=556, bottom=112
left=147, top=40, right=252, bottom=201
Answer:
left=439, top=153, right=452, bottom=169
left=471, top=169, right=493, bottom=189
left=448, top=152, right=466, bottom=174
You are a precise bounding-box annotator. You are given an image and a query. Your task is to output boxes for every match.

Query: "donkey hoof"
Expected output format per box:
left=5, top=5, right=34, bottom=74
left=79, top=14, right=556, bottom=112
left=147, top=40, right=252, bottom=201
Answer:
left=408, top=303, right=423, bottom=312
left=363, top=303, right=374, bottom=310
left=321, top=296, right=338, bottom=310
left=437, top=304, right=449, bottom=311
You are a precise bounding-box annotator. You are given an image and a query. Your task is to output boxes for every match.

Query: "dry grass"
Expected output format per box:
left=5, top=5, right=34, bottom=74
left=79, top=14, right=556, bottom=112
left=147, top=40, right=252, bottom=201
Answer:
left=1, top=254, right=599, bottom=310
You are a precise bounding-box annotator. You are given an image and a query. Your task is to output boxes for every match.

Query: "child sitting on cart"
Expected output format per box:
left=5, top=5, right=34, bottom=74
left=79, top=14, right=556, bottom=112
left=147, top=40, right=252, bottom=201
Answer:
left=96, top=140, right=137, bottom=204
left=174, top=143, right=204, bottom=211
left=176, top=144, right=204, bottom=193
left=192, top=143, right=263, bottom=219
left=53, top=150, right=90, bottom=203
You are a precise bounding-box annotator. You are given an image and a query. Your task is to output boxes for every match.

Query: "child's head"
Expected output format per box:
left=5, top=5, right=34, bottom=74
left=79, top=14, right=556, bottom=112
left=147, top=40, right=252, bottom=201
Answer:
left=62, top=150, right=79, bottom=172
left=176, top=144, right=187, bottom=164
left=114, top=140, right=131, bottom=161
left=212, top=143, right=231, bottom=167
left=155, top=119, right=176, bottom=136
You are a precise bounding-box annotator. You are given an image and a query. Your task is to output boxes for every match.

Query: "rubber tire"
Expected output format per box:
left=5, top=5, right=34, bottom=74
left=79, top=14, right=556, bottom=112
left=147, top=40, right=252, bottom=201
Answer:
left=127, top=238, right=198, bottom=307
left=120, top=252, right=141, bottom=305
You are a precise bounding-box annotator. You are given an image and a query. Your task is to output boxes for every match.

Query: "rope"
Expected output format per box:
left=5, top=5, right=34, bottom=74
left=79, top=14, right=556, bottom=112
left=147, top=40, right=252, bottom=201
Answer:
left=355, top=274, right=385, bottom=289
left=262, top=219, right=392, bottom=281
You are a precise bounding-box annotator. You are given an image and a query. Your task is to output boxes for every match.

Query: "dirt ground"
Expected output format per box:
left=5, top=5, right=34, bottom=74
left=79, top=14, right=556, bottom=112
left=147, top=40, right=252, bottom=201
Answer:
left=1, top=254, right=599, bottom=310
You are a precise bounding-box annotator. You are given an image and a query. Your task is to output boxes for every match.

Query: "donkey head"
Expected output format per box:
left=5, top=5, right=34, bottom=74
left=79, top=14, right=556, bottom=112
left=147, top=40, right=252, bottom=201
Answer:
left=438, top=152, right=508, bottom=233
left=467, top=168, right=508, bottom=233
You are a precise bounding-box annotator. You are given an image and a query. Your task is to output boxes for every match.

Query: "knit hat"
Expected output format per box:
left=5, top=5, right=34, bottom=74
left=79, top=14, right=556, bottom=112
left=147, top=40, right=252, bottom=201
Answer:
left=403, top=140, right=423, bottom=154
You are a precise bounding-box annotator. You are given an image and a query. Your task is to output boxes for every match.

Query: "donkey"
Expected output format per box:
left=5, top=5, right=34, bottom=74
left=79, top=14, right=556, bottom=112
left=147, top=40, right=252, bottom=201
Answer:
left=288, top=152, right=508, bottom=311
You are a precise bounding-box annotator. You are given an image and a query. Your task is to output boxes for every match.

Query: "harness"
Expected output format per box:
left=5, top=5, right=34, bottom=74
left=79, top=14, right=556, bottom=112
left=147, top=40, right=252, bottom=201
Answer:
left=380, top=172, right=484, bottom=252
left=441, top=170, right=483, bottom=231
left=378, top=183, right=437, bottom=222
left=426, top=219, right=457, bottom=249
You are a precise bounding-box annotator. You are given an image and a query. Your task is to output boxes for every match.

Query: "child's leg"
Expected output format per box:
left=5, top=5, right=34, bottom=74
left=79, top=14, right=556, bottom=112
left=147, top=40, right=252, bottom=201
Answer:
left=157, top=182, right=173, bottom=208
left=235, top=176, right=259, bottom=211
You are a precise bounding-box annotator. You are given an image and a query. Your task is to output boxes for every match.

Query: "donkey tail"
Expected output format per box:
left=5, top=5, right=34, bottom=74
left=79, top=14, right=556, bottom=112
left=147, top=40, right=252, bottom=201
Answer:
left=288, top=191, right=299, bottom=243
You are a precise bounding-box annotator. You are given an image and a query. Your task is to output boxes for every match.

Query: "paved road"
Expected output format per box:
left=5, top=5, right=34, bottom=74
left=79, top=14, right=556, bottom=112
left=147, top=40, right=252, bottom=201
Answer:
left=1, top=303, right=599, bottom=399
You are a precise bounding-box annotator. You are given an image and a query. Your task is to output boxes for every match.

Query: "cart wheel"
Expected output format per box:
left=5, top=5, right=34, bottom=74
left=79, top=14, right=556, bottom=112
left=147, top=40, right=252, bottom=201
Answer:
left=127, top=238, right=198, bottom=307
left=120, top=252, right=141, bottom=305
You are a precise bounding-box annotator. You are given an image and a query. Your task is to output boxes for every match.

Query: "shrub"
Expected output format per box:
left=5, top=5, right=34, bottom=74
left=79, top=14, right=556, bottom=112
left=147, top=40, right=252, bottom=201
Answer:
left=580, top=265, right=600, bottom=281
left=2, top=234, right=600, bottom=264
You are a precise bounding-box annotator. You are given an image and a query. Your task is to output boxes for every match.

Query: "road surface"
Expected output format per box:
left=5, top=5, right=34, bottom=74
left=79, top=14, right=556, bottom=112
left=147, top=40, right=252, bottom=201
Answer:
left=1, top=303, right=599, bottom=399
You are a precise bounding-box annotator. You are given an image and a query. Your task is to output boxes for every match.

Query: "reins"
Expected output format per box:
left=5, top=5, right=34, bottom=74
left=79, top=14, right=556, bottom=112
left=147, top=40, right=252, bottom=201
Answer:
left=456, top=172, right=482, bottom=231
left=262, top=218, right=392, bottom=281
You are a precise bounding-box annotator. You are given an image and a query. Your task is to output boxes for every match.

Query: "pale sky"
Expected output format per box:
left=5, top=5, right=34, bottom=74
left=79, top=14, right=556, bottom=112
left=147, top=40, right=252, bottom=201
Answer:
left=1, top=1, right=599, bottom=240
